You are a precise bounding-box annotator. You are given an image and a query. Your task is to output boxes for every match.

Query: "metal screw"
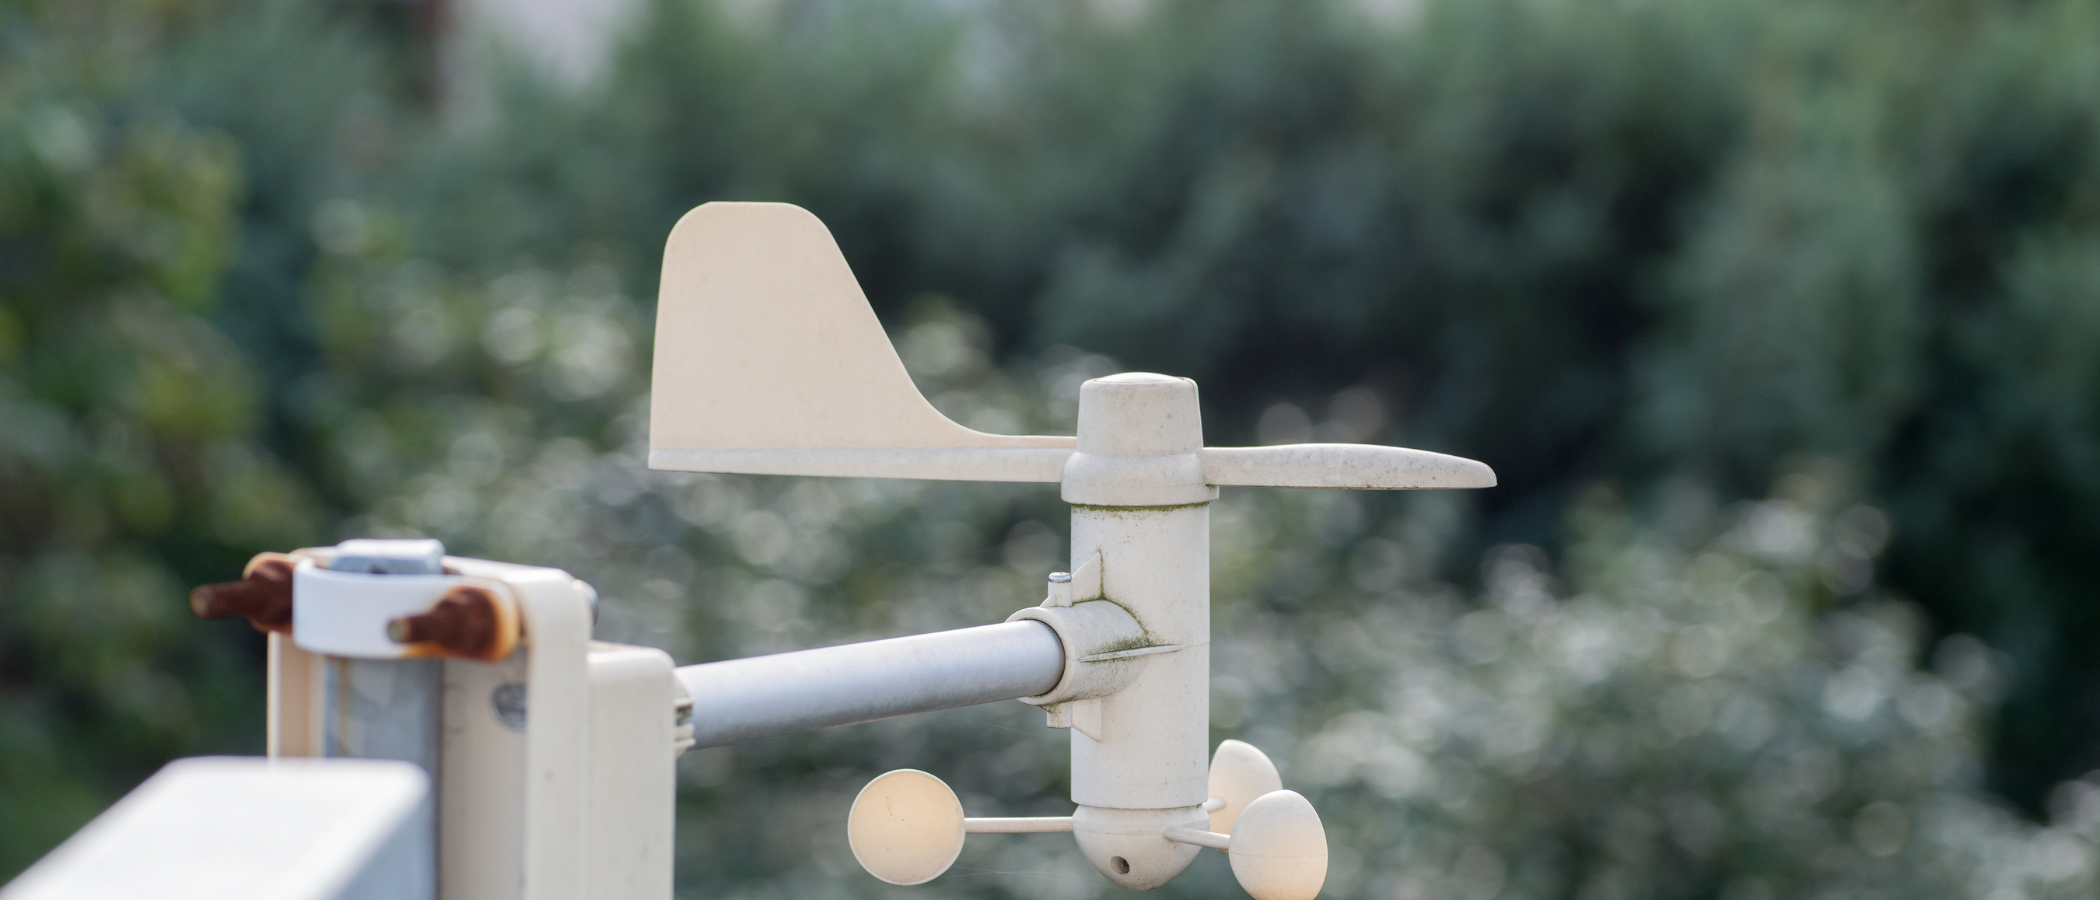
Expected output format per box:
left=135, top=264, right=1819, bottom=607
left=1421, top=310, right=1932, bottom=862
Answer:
left=387, top=586, right=507, bottom=659
left=189, top=559, right=296, bottom=633
left=491, top=683, right=528, bottom=731
left=1049, top=572, right=1072, bottom=584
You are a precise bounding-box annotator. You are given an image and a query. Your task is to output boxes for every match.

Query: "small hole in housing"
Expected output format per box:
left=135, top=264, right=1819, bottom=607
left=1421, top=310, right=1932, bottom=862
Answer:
left=1111, top=856, right=1130, bottom=875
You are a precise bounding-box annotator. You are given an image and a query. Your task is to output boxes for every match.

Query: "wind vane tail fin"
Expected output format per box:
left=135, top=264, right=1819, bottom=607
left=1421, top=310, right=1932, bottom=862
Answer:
left=649, top=202, right=1073, bottom=481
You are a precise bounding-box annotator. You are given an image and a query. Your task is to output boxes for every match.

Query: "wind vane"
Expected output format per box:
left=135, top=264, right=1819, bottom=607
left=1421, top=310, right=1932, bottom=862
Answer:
left=7, top=202, right=1492, bottom=900
left=649, top=202, right=1495, bottom=898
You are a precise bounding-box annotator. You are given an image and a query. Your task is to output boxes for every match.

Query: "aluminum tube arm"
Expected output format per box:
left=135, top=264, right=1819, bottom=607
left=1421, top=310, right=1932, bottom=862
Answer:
left=675, top=621, right=1065, bottom=748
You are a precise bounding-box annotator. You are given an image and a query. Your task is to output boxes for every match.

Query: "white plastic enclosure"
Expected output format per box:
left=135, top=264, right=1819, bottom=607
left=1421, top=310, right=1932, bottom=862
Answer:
left=0, top=757, right=433, bottom=900
left=266, top=549, right=679, bottom=900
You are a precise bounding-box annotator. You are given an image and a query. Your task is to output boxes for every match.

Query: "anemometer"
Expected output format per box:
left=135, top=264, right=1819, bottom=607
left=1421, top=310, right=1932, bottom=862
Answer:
left=655, top=203, right=1492, bottom=898
left=10, top=202, right=1493, bottom=900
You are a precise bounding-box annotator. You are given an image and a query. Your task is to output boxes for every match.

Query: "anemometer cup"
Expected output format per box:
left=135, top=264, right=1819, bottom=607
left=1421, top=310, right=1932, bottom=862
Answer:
left=1225, top=790, right=1330, bottom=900
left=1208, top=738, right=1284, bottom=834
left=847, top=770, right=967, bottom=886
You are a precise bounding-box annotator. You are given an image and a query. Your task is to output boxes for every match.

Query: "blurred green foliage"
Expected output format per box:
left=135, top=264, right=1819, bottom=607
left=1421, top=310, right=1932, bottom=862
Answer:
left=0, top=0, right=318, bottom=867
left=7, top=0, right=2100, bottom=895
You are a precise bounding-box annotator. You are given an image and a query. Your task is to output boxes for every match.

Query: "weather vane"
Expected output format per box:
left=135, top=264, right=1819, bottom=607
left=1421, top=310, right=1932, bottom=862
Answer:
left=11, top=202, right=1493, bottom=900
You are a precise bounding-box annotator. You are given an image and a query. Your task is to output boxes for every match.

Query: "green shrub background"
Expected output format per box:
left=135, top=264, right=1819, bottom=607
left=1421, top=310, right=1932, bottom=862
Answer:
left=6, top=0, right=2100, bottom=895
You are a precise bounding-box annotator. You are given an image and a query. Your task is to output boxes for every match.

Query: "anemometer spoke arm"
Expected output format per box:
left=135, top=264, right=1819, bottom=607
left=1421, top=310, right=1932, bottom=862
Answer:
left=674, top=620, right=1065, bottom=748
left=1162, top=825, right=1232, bottom=851
left=964, top=816, right=1074, bottom=834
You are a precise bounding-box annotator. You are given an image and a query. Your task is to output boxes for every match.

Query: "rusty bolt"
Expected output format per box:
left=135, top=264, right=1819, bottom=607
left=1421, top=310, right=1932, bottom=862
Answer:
left=388, top=586, right=507, bottom=660
left=189, top=558, right=296, bottom=633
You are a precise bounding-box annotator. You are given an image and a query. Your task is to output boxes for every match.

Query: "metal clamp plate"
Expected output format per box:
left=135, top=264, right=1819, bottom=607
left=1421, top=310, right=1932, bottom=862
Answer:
left=293, top=561, right=490, bottom=659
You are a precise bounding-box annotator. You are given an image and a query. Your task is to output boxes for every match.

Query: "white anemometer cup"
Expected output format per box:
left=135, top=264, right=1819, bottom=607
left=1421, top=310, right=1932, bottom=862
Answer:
left=649, top=202, right=1495, bottom=899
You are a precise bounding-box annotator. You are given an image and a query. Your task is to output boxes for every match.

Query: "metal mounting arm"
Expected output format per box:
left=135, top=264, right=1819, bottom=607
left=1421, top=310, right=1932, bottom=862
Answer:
left=673, top=621, right=1064, bottom=748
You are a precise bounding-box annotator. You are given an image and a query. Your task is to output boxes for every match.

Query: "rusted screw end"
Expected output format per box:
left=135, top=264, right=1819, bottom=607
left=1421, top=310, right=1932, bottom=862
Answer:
left=389, top=586, right=503, bottom=658
left=190, top=581, right=250, bottom=620
left=190, top=559, right=296, bottom=632
left=188, top=585, right=220, bottom=619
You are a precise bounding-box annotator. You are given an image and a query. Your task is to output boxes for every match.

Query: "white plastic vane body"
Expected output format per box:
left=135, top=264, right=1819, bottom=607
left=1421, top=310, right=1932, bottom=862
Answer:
left=648, top=201, right=1495, bottom=897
